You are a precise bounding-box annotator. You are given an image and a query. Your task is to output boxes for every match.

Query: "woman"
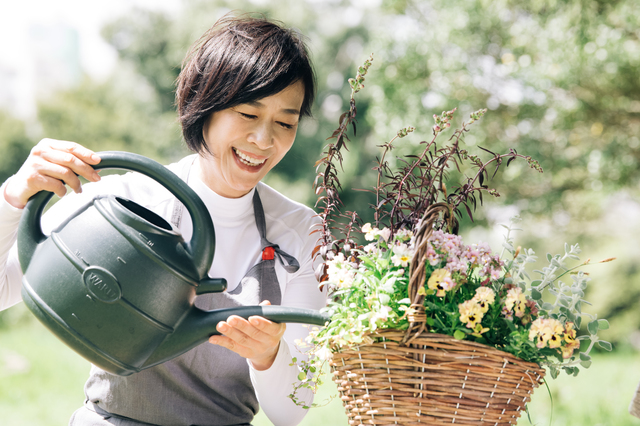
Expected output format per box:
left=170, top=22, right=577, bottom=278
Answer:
left=0, top=15, right=325, bottom=426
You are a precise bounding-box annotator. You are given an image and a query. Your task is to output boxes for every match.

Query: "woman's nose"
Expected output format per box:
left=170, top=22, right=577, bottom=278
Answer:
left=248, top=122, right=274, bottom=149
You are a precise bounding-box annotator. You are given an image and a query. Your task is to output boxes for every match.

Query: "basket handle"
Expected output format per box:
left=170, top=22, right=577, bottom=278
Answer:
left=402, top=202, right=458, bottom=345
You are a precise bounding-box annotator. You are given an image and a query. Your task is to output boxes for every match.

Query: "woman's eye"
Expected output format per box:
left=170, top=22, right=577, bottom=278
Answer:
left=240, top=112, right=257, bottom=119
left=279, top=122, right=295, bottom=130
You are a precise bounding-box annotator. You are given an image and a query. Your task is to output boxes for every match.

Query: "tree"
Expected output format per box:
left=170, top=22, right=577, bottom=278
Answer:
left=37, top=73, right=188, bottom=162
left=0, top=112, right=33, bottom=183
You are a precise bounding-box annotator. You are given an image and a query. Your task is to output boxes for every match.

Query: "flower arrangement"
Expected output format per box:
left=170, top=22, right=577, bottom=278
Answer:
left=309, top=221, right=612, bottom=374
left=291, top=56, right=613, bottom=419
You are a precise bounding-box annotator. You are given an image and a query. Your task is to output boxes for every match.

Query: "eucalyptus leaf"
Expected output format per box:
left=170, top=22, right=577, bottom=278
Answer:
left=571, top=287, right=584, bottom=296
left=598, top=340, right=613, bottom=351
left=579, top=352, right=591, bottom=361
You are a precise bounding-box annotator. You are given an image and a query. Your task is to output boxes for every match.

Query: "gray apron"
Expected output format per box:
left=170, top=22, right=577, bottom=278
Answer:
left=70, top=158, right=300, bottom=426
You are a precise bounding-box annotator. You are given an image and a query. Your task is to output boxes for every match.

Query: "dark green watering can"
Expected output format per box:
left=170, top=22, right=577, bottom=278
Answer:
left=18, top=151, right=328, bottom=376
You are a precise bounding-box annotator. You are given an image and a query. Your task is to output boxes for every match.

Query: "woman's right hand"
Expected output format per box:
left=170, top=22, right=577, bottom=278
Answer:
left=3, top=138, right=102, bottom=209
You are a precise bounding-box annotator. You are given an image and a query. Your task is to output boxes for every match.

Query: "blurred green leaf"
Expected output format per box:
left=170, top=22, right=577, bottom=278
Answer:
left=597, top=340, right=613, bottom=351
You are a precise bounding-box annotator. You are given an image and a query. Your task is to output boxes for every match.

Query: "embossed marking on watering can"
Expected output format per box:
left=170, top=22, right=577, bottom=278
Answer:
left=83, top=266, right=122, bottom=303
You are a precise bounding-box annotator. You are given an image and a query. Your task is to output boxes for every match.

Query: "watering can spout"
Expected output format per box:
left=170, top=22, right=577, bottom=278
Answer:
left=142, top=305, right=329, bottom=370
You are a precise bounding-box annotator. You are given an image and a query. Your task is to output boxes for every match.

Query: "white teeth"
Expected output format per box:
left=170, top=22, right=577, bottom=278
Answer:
left=234, top=148, right=266, bottom=166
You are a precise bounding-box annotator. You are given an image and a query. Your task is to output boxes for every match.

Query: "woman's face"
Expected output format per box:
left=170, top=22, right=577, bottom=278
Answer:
left=197, top=80, right=305, bottom=198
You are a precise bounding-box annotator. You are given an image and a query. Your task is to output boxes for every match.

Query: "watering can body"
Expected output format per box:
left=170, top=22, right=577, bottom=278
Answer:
left=18, top=152, right=327, bottom=376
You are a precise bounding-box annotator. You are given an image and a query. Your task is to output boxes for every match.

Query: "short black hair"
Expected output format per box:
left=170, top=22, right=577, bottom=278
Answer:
left=176, top=14, right=316, bottom=153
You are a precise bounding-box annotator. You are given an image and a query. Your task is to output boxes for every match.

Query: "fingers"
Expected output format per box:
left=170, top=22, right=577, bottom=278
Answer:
left=33, top=139, right=102, bottom=185
left=208, top=311, right=286, bottom=369
left=4, top=138, right=101, bottom=209
left=35, top=138, right=101, bottom=165
left=213, top=315, right=285, bottom=348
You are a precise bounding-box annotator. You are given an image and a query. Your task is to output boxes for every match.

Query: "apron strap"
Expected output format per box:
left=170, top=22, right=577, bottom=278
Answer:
left=251, top=190, right=300, bottom=274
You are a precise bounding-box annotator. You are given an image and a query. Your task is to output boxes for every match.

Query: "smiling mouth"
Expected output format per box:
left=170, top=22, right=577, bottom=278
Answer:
left=233, top=148, right=266, bottom=167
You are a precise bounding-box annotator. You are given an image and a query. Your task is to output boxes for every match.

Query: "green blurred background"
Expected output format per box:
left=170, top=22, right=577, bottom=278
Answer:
left=1, top=0, right=639, bottom=424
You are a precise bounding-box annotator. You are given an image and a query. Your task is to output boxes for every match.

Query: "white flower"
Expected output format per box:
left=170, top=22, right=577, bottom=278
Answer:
left=326, top=257, right=344, bottom=278
left=362, top=223, right=377, bottom=241
left=369, top=306, right=392, bottom=327
left=332, top=268, right=355, bottom=288
left=391, top=243, right=412, bottom=267
left=363, top=243, right=377, bottom=253
left=377, top=227, right=392, bottom=242
left=395, top=228, right=414, bottom=241
left=313, top=346, right=333, bottom=362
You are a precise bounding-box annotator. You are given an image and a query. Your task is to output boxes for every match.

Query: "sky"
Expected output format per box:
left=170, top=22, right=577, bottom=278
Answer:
left=0, top=0, right=182, bottom=117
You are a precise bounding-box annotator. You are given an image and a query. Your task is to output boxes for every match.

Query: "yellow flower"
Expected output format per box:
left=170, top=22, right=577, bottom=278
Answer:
left=427, top=269, right=454, bottom=297
left=472, top=287, right=495, bottom=313
left=561, top=322, right=581, bottom=359
left=564, top=322, right=577, bottom=343
left=459, top=300, right=484, bottom=329
left=548, top=330, right=563, bottom=348
left=504, top=287, right=528, bottom=318
left=529, top=318, right=564, bottom=349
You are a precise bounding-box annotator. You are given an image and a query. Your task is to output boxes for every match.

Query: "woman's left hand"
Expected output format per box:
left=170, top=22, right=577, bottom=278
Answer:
left=209, top=300, right=286, bottom=371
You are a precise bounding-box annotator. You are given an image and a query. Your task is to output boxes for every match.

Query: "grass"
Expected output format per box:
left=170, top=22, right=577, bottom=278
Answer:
left=2, top=303, right=640, bottom=426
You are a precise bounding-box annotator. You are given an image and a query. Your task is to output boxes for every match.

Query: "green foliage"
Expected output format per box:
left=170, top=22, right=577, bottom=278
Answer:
left=101, top=10, right=189, bottom=114
left=37, top=75, right=187, bottom=162
left=363, top=0, right=640, bottom=222
left=0, top=112, right=33, bottom=182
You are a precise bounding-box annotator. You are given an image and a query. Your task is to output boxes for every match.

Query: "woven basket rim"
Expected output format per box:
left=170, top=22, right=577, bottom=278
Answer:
left=332, top=328, right=545, bottom=372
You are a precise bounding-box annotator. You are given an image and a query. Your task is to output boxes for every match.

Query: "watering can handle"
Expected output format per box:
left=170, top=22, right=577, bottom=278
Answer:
left=18, top=151, right=215, bottom=277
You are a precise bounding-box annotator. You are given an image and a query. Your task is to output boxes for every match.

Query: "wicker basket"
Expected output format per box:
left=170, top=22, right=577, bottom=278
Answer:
left=328, top=204, right=545, bottom=425
left=330, top=330, right=545, bottom=425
